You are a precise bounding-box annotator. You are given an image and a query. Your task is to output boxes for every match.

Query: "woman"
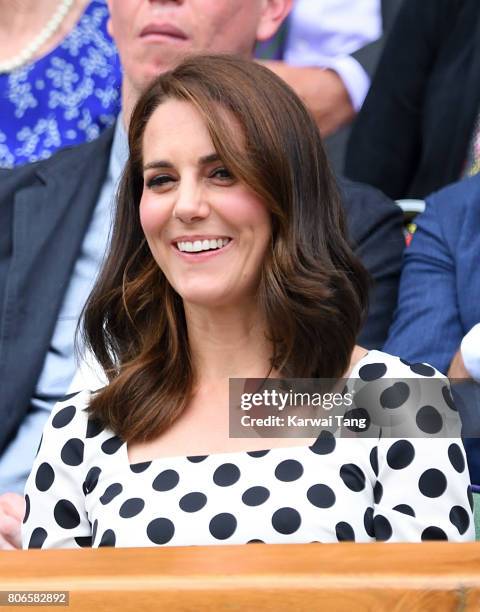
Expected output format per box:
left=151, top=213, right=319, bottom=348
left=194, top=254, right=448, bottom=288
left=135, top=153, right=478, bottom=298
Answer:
left=0, top=0, right=120, bottom=167
left=22, top=55, right=474, bottom=548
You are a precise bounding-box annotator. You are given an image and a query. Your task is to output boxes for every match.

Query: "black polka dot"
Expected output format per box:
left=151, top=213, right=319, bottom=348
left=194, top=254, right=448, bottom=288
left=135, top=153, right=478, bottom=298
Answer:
left=35, top=462, right=55, bottom=492
left=364, top=507, right=374, bottom=537
left=247, top=539, right=265, bottom=543
left=309, top=430, right=336, bottom=455
left=373, top=481, right=383, bottom=504
left=410, top=363, right=435, bottom=377
left=54, top=499, right=81, bottom=529
left=100, top=483, right=123, bottom=505
left=187, top=455, right=208, bottom=463
left=400, top=358, right=411, bottom=367
left=416, top=405, right=443, bottom=434
left=242, top=486, right=270, bottom=507
left=101, top=436, right=123, bottom=455
left=152, top=469, right=180, bottom=492
left=179, top=492, right=207, bottom=512
left=82, top=466, right=101, bottom=495
left=380, top=382, right=410, bottom=409
left=130, top=461, right=151, bottom=473
left=272, top=508, right=301, bottom=535
left=23, top=495, right=30, bottom=524
left=468, top=486, right=474, bottom=512
left=386, top=440, right=415, bottom=470
left=339, top=463, right=366, bottom=492
left=373, top=515, right=392, bottom=541
left=247, top=450, right=270, bottom=458
left=343, top=408, right=370, bottom=432
left=421, top=526, right=448, bottom=541
left=86, top=418, right=104, bottom=438
left=119, top=498, right=145, bottom=518
left=28, top=527, right=48, bottom=549
left=275, top=459, right=304, bottom=482
left=60, top=438, right=84, bottom=466
left=307, top=484, right=336, bottom=509
left=147, top=518, right=175, bottom=545
left=393, top=504, right=415, bottom=517
left=418, top=469, right=447, bottom=498
left=99, top=529, right=116, bottom=547
left=359, top=362, right=387, bottom=381
left=448, top=443, right=465, bottom=473
left=449, top=505, right=470, bottom=535
left=335, top=521, right=355, bottom=541
left=209, top=513, right=237, bottom=540
left=442, top=386, right=457, bottom=411
left=52, top=405, right=76, bottom=428
left=369, top=447, right=379, bottom=476
left=75, top=536, right=92, bottom=548
left=213, top=463, right=240, bottom=487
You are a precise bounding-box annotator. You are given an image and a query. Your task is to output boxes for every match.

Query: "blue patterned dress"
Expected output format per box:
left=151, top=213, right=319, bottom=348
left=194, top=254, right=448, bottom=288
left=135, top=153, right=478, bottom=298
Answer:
left=0, top=0, right=121, bottom=167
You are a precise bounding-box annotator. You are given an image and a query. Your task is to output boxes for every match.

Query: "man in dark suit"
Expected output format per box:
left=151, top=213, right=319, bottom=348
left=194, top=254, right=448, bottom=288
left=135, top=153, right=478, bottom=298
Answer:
left=384, top=175, right=480, bottom=483
left=345, top=0, right=480, bottom=199
left=0, top=0, right=404, bottom=547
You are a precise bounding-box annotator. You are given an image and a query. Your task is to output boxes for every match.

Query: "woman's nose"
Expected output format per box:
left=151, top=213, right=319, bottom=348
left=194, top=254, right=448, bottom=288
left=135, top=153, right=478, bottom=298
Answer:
left=172, top=181, right=210, bottom=223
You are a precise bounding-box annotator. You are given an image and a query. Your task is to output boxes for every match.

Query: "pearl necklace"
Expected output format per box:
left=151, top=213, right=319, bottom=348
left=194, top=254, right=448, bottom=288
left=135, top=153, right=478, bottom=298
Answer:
left=0, top=0, right=75, bottom=73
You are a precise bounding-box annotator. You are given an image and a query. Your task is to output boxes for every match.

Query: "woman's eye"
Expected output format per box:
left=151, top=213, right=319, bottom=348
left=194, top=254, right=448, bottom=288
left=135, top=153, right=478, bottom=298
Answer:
left=210, top=167, right=234, bottom=181
left=146, top=175, right=174, bottom=189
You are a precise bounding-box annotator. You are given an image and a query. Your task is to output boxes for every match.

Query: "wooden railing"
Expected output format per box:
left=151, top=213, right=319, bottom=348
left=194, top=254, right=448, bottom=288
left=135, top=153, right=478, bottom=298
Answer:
left=1, top=543, right=480, bottom=611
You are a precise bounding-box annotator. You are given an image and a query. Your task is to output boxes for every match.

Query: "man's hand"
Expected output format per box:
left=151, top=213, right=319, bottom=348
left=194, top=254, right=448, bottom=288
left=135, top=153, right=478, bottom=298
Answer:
left=258, top=61, right=355, bottom=136
left=448, top=349, right=471, bottom=379
left=0, top=492, right=24, bottom=549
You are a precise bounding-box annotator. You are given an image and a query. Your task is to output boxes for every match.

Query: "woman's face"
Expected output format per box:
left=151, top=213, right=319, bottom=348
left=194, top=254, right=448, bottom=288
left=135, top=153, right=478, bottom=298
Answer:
left=139, top=98, right=271, bottom=308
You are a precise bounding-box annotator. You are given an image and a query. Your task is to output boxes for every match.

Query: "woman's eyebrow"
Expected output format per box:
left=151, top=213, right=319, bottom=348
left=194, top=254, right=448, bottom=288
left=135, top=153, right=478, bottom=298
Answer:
left=198, top=153, right=220, bottom=165
left=143, top=153, right=220, bottom=172
left=143, top=159, right=173, bottom=171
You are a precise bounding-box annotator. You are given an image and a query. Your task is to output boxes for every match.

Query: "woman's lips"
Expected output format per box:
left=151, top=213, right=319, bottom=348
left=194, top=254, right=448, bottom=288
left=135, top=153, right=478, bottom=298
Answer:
left=172, top=238, right=233, bottom=261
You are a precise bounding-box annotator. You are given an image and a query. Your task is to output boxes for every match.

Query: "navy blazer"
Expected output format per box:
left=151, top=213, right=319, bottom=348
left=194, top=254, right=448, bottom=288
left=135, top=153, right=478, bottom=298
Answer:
left=346, top=0, right=480, bottom=199
left=385, top=174, right=480, bottom=373
left=0, top=127, right=404, bottom=455
left=384, top=174, right=480, bottom=483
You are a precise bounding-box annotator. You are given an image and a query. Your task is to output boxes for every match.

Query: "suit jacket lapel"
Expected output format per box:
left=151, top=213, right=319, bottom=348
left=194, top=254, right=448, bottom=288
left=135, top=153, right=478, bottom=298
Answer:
left=0, top=126, right=114, bottom=452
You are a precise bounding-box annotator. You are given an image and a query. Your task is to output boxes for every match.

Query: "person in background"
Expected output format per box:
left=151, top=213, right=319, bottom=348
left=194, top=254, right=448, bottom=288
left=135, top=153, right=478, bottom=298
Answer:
left=22, top=55, right=474, bottom=548
left=450, top=324, right=480, bottom=383
left=345, top=0, right=480, bottom=200
left=384, top=175, right=480, bottom=483
left=0, top=0, right=121, bottom=167
left=256, top=0, right=404, bottom=171
left=256, top=0, right=382, bottom=137
left=0, top=0, right=404, bottom=547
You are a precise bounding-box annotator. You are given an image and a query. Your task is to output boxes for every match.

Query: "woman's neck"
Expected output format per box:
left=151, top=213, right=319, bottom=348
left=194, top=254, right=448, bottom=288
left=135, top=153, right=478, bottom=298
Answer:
left=0, top=0, right=89, bottom=64
left=185, top=302, right=273, bottom=385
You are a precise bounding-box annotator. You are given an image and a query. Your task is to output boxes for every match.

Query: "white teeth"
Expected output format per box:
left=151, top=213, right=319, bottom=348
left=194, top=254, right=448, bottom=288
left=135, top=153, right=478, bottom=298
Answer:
left=176, top=238, right=231, bottom=253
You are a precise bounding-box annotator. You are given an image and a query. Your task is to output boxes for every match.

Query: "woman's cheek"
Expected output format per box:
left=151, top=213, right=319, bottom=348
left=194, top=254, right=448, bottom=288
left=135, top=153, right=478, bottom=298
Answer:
left=139, top=195, right=166, bottom=235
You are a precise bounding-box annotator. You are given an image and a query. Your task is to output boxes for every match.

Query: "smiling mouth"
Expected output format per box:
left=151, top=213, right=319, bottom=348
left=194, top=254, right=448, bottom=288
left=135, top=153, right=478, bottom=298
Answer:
left=176, top=238, right=231, bottom=253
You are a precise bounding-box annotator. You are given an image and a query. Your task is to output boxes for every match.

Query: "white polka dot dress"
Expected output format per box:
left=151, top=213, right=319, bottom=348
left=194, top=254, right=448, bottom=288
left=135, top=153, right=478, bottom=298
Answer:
left=22, top=351, right=475, bottom=548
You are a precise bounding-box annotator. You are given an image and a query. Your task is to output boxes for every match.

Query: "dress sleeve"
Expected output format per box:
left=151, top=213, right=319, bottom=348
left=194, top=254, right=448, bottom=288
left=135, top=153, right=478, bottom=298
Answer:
left=372, top=436, right=474, bottom=541
left=21, top=391, right=93, bottom=549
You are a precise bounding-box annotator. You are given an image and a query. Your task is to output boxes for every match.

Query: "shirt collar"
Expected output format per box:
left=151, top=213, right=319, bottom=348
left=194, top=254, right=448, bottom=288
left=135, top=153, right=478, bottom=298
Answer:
left=108, top=114, right=129, bottom=185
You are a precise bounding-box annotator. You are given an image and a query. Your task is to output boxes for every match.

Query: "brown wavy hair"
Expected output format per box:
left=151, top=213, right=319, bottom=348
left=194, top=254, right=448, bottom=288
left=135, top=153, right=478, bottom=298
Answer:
left=82, top=54, right=369, bottom=442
